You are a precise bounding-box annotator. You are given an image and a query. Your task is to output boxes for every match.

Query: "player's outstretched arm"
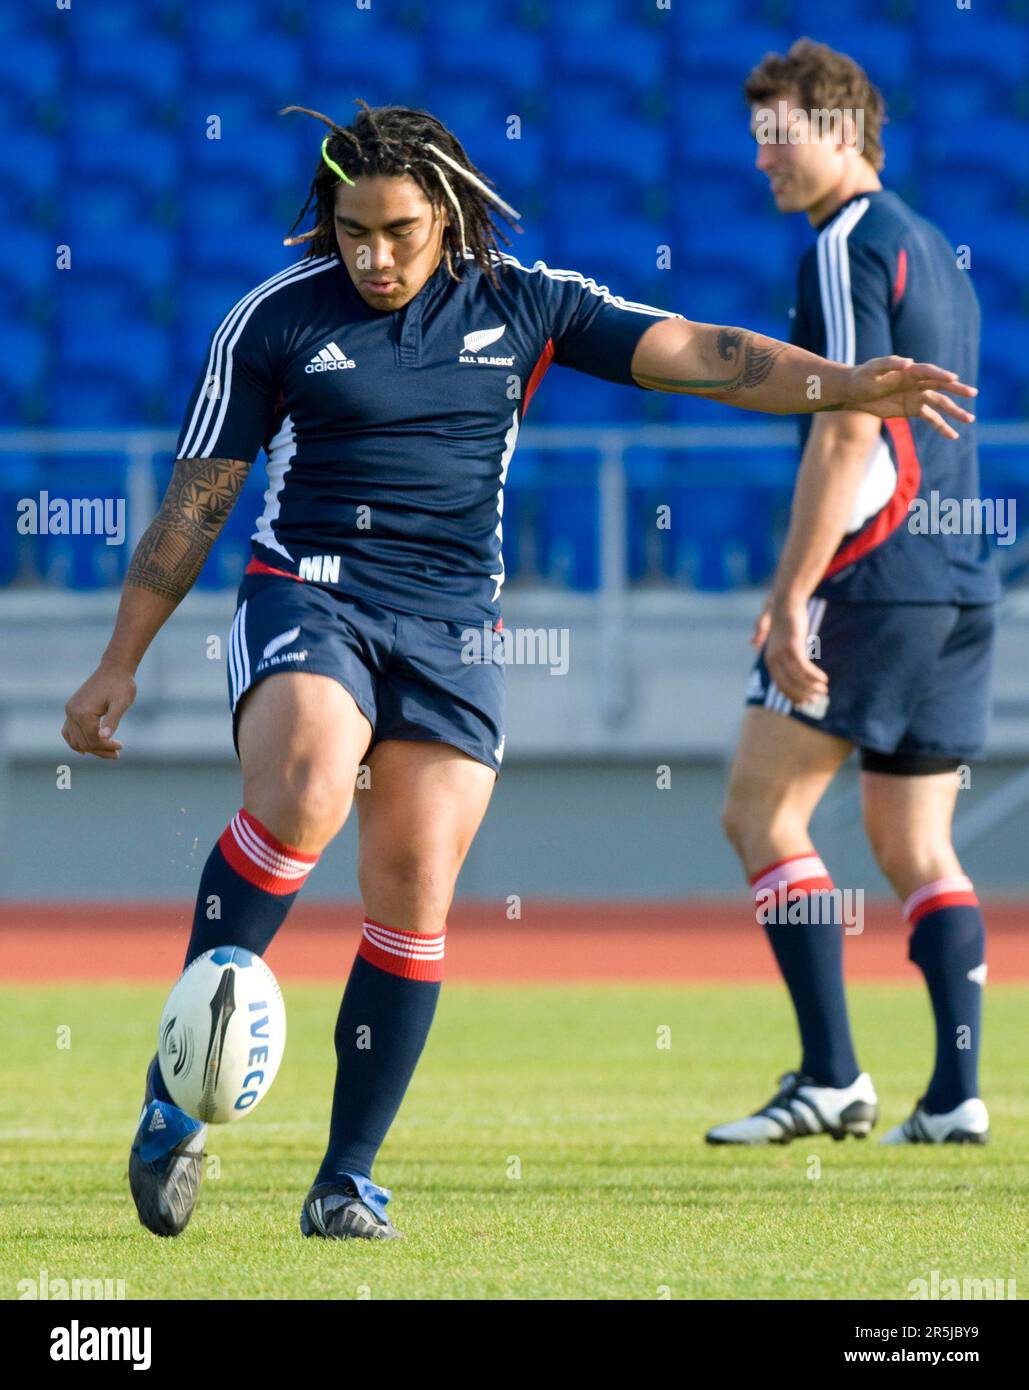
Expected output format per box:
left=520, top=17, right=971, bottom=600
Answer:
left=61, top=456, right=252, bottom=760
left=630, top=319, right=977, bottom=439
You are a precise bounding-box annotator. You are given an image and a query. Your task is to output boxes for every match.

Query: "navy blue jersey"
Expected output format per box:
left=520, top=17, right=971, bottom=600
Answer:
left=792, top=189, right=1000, bottom=604
left=175, top=252, right=679, bottom=622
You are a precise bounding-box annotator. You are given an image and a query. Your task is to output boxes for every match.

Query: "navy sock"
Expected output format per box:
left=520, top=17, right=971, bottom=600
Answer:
left=150, top=808, right=318, bottom=1108
left=315, top=920, right=445, bottom=1184
left=752, top=852, right=861, bottom=1090
left=905, top=877, right=985, bottom=1113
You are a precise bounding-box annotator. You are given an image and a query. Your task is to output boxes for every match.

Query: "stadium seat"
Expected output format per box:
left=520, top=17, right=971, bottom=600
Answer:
left=73, top=37, right=184, bottom=105
left=430, top=30, right=545, bottom=86
left=535, top=451, right=601, bottom=591
left=553, top=30, right=665, bottom=93
left=60, top=320, right=174, bottom=396
left=189, top=35, right=304, bottom=99
left=922, top=18, right=1029, bottom=88
left=34, top=455, right=131, bottom=590
left=553, top=110, right=669, bottom=186
left=64, top=224, right=177, bottom=292
left=0, top=228, right=59, bottom=310
left=0, top=323, right=47, bottom=394
left=48, top=374, right=142, bottom=429
left=306, top=0, right=414, bottom=42
left=74, top=129, right=181, bottom=201
left=311, top=36, right=427, bottom=106
left=0, top=133, right=60, bottom=209
left=0, top=39, right=61, bottom=110
left=75, top=0, right=182, bottom=41
left=674, top=27, right=787, bottom=78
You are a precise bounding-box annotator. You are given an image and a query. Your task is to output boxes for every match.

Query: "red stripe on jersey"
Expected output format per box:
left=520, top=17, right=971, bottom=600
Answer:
left=893, top=247, right=908, bottom=305
left=522, top=337, right=555, bottom=416
left=245, top=557, right=304, bottom=582
left=823, top=418, right=921, bottom=578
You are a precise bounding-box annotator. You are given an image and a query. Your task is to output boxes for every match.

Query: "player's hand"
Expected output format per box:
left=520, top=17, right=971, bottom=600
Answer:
left=764, top=599, right=829, bottom=708
left=845, top=357, right=977, bottom=439
left=752, top=596, right=773, bottom=649
left=62, top=661, right=137, bottom=760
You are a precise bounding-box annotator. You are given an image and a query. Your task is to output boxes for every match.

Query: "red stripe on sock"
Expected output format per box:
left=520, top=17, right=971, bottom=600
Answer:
left=749, top=852, right=821, bottom=886
left=908, top=890, right=980, bottom=926
left=218, top=808, right=319, bottom=895
left=358, top=919, right=446, bottom=982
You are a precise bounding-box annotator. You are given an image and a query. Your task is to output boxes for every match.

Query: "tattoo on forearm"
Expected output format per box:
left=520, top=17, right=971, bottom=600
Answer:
left=635, top=329, right=787, bottom=395
left=126, top=457, right=251, bottom=601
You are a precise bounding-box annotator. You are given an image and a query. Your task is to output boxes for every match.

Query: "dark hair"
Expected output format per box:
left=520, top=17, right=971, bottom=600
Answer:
left=744, top=38, right=886, bottom=172
left=281, top=100, right=521, bottom=283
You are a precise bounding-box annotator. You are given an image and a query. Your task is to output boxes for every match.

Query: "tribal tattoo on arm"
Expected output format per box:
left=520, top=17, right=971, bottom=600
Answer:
left=126, top=457, right=252, bottom=602
left=634, top=328, right=787, bottom=395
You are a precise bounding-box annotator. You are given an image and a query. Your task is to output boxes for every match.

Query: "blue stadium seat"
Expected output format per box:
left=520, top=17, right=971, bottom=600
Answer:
left=554, top=30, right=665, bottom=93
left=306, top=0, right=411, bottom=42
left=190, top=35, right=304, bottom=98
left=675, top=27, right=787, bottom=78
left=0, top=39, right=61, bottom=108
left=553, top=111, right=669, bottom=185
left=919, top=169, right=1017, bottom=228
left=922, top=18, right=1029, bottom=86
left=34, top=456, right=131, bottom=590
left=60, top=320, right=174, bottom=395
left=185, top=226, right=296, bottom=277
left=979, top=315, right=1029, bottom=420
left=73, top=37, right=183, bottom=104
left=923, top=119, right=1029, bottom=196
left=75, top=129, right=181, bottom=200
left=183, top=104, right=306, bottom=177
left=0, top=323, right=47, bottom=393
left=0, top=454, right=45, bottom=585
left=48, top=374, right=142, bottom=428
left=77, top=0, right=181, bottom=41
left=64, top=224, right=177, bottom=291
left=0, top=228, right=58, bottom=309
left=0, top=133, right=60, bottom=207
left=421, top=87, right=547, bottom=185
left=188, top=0, right=295, bottom=43
left=534, top=452, right=600, bottom=591
left=430, top=31, right=545, bottom=86
left=310, top=36, right=426, bottom=104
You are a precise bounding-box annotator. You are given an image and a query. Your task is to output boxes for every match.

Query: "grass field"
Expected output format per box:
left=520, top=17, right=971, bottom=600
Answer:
left=2, top=982, right=1026, bottom=1300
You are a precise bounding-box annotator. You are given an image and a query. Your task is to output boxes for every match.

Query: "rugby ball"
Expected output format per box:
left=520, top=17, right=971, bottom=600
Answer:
left=157, top=946, right=285, bottom=1124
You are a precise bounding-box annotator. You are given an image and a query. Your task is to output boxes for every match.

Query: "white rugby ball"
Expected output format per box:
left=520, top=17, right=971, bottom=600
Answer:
left=157, top=946, right=286, bottom=1124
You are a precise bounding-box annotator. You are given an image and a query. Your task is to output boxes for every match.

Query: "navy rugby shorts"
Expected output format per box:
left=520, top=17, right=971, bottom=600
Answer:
left=226, top=570, right=506, bottom=774
left=746, top=599, right=996, bottom=770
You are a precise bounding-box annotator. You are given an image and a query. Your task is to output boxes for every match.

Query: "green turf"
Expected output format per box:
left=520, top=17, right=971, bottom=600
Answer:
left=1, top=982, right=1026, bottom=1300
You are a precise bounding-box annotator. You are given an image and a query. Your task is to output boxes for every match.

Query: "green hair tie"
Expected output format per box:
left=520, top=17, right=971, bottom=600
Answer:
left=321, top=135, right=355, bottom=186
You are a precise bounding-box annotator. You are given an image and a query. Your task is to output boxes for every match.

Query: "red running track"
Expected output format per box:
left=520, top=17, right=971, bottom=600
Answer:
left=1, top=901, right=1026, bottom=982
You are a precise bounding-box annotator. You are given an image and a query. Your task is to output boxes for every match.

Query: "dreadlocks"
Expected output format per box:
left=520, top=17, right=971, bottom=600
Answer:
left=281, top=100, right=521, bottom=285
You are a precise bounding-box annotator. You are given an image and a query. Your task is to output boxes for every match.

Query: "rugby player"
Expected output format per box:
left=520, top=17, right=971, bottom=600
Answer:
left=709, top=43, right=999, bottom=1146
left=61, top=101, right=977, bottom=1237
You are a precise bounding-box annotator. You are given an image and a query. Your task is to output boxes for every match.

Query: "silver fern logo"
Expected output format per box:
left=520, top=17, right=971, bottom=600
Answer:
left=462, top=325, right=506, bottom=353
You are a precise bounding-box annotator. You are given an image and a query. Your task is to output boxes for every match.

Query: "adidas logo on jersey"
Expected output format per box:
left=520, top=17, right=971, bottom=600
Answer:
left=306, top=342, right=356, bottom=372
left=149, top=1108, right=167, bottom=1133
left=459, top=323, right=514, bottom=366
